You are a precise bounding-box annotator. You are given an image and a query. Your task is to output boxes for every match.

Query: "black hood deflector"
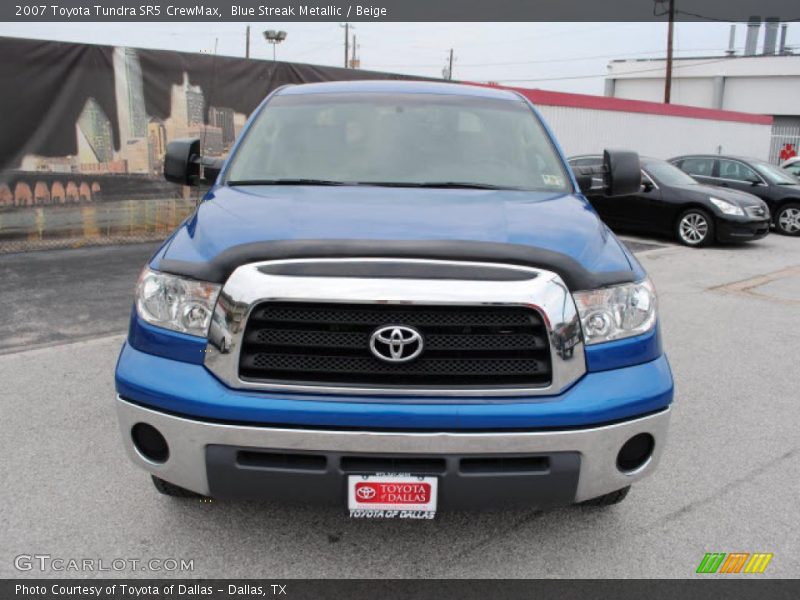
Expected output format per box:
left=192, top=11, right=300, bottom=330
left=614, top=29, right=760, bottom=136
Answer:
left=157, top=239, right=635, bottom=291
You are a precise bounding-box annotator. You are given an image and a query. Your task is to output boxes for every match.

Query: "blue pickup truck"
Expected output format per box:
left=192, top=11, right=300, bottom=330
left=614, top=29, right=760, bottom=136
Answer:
left=115, top=81, right=673, bottom=517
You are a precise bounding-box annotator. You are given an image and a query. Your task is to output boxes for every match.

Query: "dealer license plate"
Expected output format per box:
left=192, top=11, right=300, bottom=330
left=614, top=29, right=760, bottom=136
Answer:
left=347, top=474, right=438, bottom=519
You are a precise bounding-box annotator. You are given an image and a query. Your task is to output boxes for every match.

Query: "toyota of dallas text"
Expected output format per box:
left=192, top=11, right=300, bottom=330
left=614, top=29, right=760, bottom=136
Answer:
left=115, top=81, right=673, bottom=519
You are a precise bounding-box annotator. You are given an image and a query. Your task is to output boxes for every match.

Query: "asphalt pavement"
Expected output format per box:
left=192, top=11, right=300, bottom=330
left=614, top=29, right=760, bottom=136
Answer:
left=1, top=234, right=798, bottom=578
left=0, top=242, right=160, bottom=353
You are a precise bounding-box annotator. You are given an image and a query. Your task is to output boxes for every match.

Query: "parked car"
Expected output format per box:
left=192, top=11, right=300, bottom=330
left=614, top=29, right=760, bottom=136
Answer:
left=115, top=81, right=673, bottom=516
left=670, top=154, right=800, bottom=236
left=569, top=155, right=770, bottom=247
left=781, top=157, right=800, bottom=179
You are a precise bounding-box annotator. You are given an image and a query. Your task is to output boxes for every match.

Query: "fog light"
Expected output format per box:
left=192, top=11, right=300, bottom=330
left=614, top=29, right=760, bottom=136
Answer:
left=617, top=433, right=654, bottom=472
left=131, top=423, right=169, bottom=463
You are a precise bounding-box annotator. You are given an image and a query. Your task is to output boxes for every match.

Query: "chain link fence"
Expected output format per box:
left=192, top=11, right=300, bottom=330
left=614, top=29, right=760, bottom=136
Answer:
left=0, top=194, right=202, bottom=254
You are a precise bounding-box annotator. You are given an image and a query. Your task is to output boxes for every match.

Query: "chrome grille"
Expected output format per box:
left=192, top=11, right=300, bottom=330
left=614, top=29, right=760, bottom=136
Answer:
left=745, top=205, right=768, bottom=218
left=238, top=302, right=552, bottom=388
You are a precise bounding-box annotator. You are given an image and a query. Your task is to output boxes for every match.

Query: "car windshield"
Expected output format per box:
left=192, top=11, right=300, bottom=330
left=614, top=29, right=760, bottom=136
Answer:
left=752, top=161, right=798, bottom=185
left=644, top=161, right=698, bottom=186
left=225, top=92, right=571, bottom=192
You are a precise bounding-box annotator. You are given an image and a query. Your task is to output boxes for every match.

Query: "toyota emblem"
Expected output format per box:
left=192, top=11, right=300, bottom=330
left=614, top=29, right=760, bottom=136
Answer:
left=356, top=485, right=377, bottom=500
left=369, top=325, right=424, bottom=363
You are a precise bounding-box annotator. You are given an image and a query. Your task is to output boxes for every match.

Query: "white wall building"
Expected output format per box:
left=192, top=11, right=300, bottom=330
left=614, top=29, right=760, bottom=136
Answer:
left=606, top=55, right=800, bottom=119
left=604, top=53, right=800, bottom=162
left=494, top=86, right=774, bottom=163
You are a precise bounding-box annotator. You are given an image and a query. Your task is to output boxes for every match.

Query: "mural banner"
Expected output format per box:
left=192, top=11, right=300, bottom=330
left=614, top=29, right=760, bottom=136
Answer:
left=0, top=36, right=417, bottom=252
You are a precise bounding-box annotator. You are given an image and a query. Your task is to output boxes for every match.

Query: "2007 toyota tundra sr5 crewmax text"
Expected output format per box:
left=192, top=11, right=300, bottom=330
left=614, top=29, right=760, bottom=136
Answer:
left=115, top=81, right=673, bottom=518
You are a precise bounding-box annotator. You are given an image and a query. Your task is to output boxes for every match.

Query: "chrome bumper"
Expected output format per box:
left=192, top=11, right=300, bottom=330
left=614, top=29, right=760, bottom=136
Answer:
left=116, top=396, right=670, bottom=504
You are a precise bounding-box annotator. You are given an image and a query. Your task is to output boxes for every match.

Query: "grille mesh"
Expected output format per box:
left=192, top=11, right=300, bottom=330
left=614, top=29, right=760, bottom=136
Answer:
left=239, top=302, right=552, bottom=388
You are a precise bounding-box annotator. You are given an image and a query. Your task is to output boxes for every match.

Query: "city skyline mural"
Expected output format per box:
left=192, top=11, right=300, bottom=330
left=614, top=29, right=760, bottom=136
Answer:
left=0, top=36, right=418, bottom=250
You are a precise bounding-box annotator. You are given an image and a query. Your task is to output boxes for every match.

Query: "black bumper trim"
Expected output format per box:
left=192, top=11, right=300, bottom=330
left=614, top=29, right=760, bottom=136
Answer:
left=206, top=445, right=581, bottom=510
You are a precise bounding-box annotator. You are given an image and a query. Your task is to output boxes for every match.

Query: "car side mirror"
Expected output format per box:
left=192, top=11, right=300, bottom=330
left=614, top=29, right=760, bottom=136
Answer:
left=749, top=178, right=762, bottom=186
left=572, top=150, right=641, bottom=197
left=164, top=138, right=224, bottom=186
left=642, top=180, right=655, bottom=193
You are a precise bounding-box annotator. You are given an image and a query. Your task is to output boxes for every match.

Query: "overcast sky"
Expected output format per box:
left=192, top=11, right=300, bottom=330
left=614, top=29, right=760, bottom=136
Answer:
left=1, top=21, right=797, bottom=94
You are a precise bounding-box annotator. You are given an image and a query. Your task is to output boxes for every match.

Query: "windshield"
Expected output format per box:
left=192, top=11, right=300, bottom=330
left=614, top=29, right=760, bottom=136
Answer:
left=644, top=161, right=698, bottom=186
left=225, top=92, right=571, bottom=192
left=752, top=161, right=798, bottom=185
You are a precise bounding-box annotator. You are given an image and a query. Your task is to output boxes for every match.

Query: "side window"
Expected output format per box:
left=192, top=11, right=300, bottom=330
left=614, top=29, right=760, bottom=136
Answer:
left=570, top=157, right=602, bottom=167
left=681, top=158, right=715, bottom=178
left=718, top=159, right=759, bottom=183
left=787, top=164, right=800, bottom=178
left=569, top=158, right=603, bottom=191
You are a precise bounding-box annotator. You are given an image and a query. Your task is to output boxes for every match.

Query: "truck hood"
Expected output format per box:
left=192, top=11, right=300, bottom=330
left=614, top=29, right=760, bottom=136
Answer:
left=155, top=185, right=638, bottom=286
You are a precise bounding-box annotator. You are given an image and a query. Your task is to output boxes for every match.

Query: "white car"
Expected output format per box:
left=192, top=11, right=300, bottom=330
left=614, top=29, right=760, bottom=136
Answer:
left=781, top=156, right=800, bottom=179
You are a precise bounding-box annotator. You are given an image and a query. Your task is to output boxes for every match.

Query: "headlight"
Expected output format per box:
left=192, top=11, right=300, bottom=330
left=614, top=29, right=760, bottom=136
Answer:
left=709, top=197, right=744, bottom=216
left=136, top=267, right=221, bottom=337
left=572, top=279, right=657, bottom=345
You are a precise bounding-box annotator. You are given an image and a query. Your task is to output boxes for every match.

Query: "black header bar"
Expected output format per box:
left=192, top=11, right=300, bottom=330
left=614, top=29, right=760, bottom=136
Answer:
left=4, top=0, right=800, bottom=22
left=4, top=579, right=800, bottom=600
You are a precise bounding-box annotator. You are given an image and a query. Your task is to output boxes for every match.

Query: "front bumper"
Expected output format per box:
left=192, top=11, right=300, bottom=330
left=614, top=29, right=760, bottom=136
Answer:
left=716, top=217, right=770, bottom=242
left=116, top=397, right=670, bottom=506
left=115, top=340, right=672, bottom=429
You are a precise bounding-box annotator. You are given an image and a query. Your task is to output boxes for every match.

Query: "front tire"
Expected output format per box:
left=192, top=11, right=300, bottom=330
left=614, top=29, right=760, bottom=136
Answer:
left=151, top=475, right=202, bottom=498
left=676, top=209, right=714, bottom=247
left=775, top=203, right=800, bottom=236
left=580, top=486, right=631, bottom=507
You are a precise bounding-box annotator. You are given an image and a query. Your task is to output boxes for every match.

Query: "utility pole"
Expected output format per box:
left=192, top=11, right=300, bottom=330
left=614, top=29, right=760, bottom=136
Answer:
left=664, top=0, right=675, bottom=103
left=448, top=48, right=454, bottom=81
left=351, top=34, right=357, bottom=68
left=245, top=25, right=250, bottom=58
left=343, top=23, right=349, bottom=67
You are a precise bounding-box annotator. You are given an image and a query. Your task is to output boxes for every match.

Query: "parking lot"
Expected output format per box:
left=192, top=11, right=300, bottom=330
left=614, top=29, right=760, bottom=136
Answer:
left=1, top=235, right=798, bottom=578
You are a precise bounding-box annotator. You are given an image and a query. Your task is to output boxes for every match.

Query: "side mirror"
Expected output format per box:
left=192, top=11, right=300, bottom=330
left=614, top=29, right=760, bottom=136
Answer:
left=164, top=138, right=224, bottom=186
left=572, top=150, right=641, bottom=197
left=642, top=180, right=655, bottom=193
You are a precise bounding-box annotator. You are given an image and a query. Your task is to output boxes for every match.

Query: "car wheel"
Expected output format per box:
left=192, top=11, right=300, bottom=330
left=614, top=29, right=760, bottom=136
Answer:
left=151, top=475, right=202, bottom=498
left=775, top=203, right=800, bottom=236
left=676, top=209, right=714, bottom=247
left=579, top=486, right=630, bottom=507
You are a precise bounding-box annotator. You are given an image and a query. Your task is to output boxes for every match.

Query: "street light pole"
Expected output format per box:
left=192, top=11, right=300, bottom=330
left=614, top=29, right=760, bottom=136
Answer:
left=263, top=30, right=287, bottom=62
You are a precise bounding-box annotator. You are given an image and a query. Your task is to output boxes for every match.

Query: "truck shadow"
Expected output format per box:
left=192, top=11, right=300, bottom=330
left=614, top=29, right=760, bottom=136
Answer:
left=155, top=496, right=628, bottom=578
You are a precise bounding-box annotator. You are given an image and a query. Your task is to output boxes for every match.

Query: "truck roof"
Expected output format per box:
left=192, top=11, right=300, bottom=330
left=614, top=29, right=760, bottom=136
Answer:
left=276, top=80, right=520, bottom=101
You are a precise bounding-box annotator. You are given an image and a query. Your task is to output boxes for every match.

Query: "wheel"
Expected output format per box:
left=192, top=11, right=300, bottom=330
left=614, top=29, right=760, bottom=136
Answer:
left=775, top=203, right=800, bottom=236
left=580, top=486, right=631, bottom=507
left=676, top=209, right=715, bottom=247
left=151, top=475, right=202, bottom=498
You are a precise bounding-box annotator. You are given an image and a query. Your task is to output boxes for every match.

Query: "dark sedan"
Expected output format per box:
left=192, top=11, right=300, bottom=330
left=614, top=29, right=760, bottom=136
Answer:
left=670, top=154, right=800, bottom=236
left=569, top=156, right=770, bottom=247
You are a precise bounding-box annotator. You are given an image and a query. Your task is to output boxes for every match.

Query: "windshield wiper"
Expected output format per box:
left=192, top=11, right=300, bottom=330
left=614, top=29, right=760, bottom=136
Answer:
left=356, top=181, right=516, bottom=190
left=227, top=178, right=350, bottom=186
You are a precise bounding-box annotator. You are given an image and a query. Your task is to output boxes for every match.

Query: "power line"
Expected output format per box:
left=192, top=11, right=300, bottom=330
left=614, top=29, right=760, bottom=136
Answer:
left=493, top=56, right=734, bottom=84
left=363, top=47, right=744, bottom=69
